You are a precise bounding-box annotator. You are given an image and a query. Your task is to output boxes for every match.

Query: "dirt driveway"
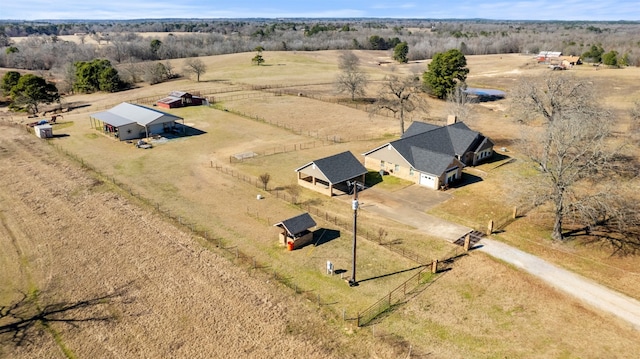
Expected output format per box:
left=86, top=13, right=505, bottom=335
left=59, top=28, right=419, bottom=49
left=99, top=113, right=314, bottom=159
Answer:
left=353, top=185, right=472, bottom=241
left=477, top=239, right=640, bottom=330
left=354, top=183, right=640, bottom=331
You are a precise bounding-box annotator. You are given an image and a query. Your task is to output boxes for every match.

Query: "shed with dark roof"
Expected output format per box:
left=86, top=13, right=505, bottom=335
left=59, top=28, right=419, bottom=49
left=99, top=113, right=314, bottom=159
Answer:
left=273, top=213, right=317, bottom=249
left=295, top=151, right=367, bottom=196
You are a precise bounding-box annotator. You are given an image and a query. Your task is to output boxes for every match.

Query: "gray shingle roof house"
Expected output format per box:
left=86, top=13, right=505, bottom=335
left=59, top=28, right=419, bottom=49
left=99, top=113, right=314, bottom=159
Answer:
left=363, top=120, right=494, bottom=190
left=295, top=151, right=368, bottom=196
left=273, top=213, right=317, bottom=249
left=89, top=102, right=184, bottom=141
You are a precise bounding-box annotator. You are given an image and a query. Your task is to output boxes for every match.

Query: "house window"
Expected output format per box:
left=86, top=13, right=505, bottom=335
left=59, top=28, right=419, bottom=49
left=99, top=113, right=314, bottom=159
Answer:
left=409, top=168, right=414, bottom=176
left=380, top=160, right=385, bottom=168
left=394, top=164, right=400, bottom=173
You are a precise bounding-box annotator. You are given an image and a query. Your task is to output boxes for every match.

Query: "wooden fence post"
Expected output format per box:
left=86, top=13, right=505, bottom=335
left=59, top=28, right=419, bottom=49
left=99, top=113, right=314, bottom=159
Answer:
left=487, top=220, right=494, bottom=236
left=431, top=259, right=438, bottom=273
left=463, top=233, right=471, bottom=251
left=512, top=206, right=518, bottom=219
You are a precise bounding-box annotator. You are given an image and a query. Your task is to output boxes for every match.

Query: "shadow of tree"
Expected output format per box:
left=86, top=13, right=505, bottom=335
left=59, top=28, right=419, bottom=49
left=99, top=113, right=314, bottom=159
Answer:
left=574, top=227, right=640, bottom=256
left=0, top=283, right=131, bottom=347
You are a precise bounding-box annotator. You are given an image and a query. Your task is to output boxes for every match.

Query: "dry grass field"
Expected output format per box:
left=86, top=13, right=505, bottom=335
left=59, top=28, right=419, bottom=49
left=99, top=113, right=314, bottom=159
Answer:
left=2, top=51, right=640, bottom=357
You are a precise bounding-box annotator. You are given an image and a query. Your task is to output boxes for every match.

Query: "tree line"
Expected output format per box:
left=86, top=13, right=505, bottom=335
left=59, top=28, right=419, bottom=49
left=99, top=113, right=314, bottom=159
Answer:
left=1, top=18, right=639, bottom=249
left=1, top=19, right=639, bottom=73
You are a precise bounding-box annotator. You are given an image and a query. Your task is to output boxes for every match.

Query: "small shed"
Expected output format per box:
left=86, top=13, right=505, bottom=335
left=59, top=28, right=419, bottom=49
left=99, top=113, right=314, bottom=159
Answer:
left=156, top=91, right=205, bottom=109
left=295, top=151, right=368, bottom=196
left=33, top=124, right=53, bottom=139
left=273, top=213, right=317, bottom=250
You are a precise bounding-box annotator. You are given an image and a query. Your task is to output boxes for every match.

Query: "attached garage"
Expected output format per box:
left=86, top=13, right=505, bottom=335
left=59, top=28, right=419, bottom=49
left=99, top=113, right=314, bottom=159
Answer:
left=419, top=173, right=437, bottom=189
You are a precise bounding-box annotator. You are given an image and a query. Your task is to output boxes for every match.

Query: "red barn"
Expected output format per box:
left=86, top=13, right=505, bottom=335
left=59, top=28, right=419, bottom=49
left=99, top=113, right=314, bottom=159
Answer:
left=156, top=91, right=206, bottom=109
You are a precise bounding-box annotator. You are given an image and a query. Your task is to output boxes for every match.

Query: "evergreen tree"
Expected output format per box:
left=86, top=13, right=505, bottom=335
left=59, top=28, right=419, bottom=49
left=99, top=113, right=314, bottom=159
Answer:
left=74, top=59, right=124, bottom=93
left=422, top=49, right=469, bottom=99
left=9, top=74, right=59, bottom=114
left=393, top=42, right=409, bottom=63
left=602, top=50, right=618, bottom=67
left=252, top=46, right=265, bottom=66
left=1, top=71, right=21, bottom=95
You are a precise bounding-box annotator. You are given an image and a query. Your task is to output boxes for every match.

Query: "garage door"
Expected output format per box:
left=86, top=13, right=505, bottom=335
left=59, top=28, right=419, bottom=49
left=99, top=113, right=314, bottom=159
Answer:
left=419, top=173, right=436, bottom=188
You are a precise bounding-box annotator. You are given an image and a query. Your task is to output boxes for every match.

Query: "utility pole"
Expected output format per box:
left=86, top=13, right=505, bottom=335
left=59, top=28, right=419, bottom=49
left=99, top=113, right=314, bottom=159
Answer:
left=349, top=181, right=359, bottom=287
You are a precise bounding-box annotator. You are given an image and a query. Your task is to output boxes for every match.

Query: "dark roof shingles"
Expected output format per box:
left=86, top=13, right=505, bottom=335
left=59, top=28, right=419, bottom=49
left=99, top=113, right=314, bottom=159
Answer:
left=275, top=213, right=317, bottom=236
left=385, top=121, right=487, bottom=174
left=309, top=151, right=367, bottom=184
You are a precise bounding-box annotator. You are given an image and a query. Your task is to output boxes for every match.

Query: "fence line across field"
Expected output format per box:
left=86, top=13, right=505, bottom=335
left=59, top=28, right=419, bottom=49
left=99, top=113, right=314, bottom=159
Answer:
left=45, top=139, right=467, bottom=329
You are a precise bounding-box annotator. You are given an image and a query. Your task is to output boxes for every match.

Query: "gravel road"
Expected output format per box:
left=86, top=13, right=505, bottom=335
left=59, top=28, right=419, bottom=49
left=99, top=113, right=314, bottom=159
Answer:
left=359, top=185, right=640, bottom=331
left=477, top=238, right=640, bottom=330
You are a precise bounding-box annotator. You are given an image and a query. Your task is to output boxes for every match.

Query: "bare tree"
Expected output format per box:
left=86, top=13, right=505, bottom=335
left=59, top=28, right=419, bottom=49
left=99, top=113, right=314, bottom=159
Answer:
left=286, top=185, right=301, bottom=204
left=183, top=58, right=207, bottom=82
left=259, top=173, right=271, bottom=191
left=141, top=62, right=170, bottom=85
left=335, top=51, right=368, bottom=101
left=511, top=73, right=619, bottom=241
left=372, top=74, right=429, bottom=135
left=445, top=82, right=477, bottom=122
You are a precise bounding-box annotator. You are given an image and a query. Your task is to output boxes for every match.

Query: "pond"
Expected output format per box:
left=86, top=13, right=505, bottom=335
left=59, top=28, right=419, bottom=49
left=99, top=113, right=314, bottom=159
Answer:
left=464, top=87, right=506, bottom=101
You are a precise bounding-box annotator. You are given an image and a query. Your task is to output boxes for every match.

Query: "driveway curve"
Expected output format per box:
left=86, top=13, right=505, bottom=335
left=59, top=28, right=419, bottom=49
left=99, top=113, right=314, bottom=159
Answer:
left=355, top=185, right=640, bottom=330
left=478, top=238, right=640, bottom=330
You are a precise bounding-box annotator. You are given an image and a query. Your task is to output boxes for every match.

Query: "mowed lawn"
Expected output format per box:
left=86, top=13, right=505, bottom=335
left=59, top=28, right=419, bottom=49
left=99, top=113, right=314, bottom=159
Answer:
left=39, top=50, right=640, bottom=357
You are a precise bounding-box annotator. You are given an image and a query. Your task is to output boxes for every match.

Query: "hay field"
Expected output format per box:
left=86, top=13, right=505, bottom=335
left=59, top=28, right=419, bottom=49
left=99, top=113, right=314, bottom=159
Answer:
left=2, top=51, right=640, bottom=357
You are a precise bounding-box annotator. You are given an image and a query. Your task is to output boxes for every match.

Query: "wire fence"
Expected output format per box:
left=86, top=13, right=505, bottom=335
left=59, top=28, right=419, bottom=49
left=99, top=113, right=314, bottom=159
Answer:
left=43, top=140, right=469, bottom=330
left=213, top=162, right=445, bottom=265
left=357, top=267, right=429, bottom=327
left=211, top=161, right=474, bottom=326
left=227, top=141, right=340, bottom=163
left=219, top=105, right=384, bottom=144
left=356, top=247, right=465, bottom=327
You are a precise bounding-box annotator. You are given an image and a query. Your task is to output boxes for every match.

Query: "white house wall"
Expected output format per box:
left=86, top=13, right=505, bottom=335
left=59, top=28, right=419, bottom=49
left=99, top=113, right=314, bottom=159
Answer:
left=117, top=123, right=142, bottom=141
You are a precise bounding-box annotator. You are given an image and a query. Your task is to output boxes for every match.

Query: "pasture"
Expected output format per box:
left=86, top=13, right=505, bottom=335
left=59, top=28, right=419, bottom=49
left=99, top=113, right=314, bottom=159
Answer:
left=2, top=50, right=640, bottom=357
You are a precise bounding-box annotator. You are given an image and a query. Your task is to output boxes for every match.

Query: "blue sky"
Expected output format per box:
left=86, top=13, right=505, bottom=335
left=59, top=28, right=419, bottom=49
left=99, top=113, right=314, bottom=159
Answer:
left=2, top=1, right=639, bottom=21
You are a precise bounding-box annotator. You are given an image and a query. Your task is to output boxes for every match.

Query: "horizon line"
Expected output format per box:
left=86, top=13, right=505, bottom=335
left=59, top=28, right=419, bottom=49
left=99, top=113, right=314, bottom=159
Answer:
left=1, top=17, right=638, bottom=23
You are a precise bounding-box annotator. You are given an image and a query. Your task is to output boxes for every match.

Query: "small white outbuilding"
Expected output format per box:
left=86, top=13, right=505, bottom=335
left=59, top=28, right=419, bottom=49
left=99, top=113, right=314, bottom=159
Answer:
left=33, top=124, right=53, bottom=139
